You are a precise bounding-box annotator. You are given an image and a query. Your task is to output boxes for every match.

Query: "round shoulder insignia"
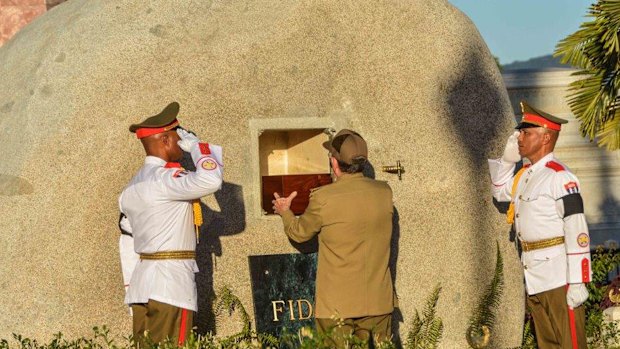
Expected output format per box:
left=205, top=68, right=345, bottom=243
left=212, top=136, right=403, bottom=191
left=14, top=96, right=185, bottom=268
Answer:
left=577, top=233, right=589, bottom=248
left=201, top=158, right=217, bottom=171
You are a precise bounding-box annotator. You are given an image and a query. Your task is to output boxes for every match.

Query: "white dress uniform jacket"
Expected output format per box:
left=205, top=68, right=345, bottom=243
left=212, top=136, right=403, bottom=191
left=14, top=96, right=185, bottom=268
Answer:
left=118, top=143, right=223, bottom=311
left=489, top=152, right=592, bottom=295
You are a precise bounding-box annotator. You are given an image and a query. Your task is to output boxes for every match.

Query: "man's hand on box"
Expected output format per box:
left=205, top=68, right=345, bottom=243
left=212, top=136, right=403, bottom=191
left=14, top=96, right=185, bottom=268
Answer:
left=272, top=191, right=298, bottom=215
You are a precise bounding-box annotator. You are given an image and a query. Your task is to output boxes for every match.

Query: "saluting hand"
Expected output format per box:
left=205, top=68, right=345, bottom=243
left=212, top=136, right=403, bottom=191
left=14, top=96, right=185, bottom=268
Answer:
left=272, top=191, right=298, bottom=215
left=501, top=131, right=521, bottom=163
left=177, top=128, right=200, bottom=152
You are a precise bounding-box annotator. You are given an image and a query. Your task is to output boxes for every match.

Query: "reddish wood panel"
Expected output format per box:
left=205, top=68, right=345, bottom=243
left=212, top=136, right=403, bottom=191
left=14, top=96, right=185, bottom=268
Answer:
left=0, top=1, right=46, bottom=46
left=0, top=0, right=67, bottom=46
left=262, top=174, right=332, bottom=215
left=0, top=0, right=44, bottom=5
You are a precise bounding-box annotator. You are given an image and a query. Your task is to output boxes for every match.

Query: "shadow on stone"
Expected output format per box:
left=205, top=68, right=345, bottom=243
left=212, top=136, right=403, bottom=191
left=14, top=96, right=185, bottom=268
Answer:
left=180, top=150, right=247, bottom=334
left=390, top=207, right=402, bottom=347
left=290, top=235, right=318, bottom=254
left=444, top=49, right=511, bottom=347
left=0, top=174, right=33, bottom=196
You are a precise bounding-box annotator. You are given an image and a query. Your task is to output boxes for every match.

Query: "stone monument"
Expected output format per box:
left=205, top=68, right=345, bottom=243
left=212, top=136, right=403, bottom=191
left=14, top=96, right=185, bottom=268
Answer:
left=0, top=1, right=523, bottom=347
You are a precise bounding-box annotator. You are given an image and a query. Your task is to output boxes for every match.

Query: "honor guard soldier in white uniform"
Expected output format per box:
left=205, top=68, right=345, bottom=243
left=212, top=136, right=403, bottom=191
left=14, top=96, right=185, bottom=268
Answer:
left=118, top=102, right=223, bottom=345
left=489, top=101, right=592, bottom=349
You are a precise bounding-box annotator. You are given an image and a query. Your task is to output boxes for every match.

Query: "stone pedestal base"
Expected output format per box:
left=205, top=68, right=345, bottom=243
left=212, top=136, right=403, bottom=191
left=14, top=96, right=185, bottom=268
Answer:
left=604, top=306, right=620, bottom=321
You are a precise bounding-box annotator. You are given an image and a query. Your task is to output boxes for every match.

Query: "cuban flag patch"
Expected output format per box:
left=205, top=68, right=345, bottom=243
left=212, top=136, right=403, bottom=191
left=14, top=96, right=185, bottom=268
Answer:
left=564, top=181, right=579, bottom=194
left=199, top=143, right=211, bottom=155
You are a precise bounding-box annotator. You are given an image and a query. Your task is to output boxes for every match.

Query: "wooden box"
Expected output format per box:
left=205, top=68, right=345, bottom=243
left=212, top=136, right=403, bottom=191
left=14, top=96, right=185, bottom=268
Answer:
left=262, top=174, right=332, bottom=215
left=259, top=129, right=332, bottom=215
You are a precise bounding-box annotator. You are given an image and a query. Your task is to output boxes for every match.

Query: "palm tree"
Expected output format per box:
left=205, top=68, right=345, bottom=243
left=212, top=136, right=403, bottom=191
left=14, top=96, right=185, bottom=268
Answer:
left=554, top=0, right=620, bottom=151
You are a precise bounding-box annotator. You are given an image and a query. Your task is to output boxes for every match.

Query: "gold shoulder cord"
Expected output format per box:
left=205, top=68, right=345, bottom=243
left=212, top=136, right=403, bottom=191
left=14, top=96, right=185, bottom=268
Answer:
left=180, top=165, right=203, bottom=244
left=193, top=200, right=203, bottom=243
left=506, top=167, right=528, bottom=224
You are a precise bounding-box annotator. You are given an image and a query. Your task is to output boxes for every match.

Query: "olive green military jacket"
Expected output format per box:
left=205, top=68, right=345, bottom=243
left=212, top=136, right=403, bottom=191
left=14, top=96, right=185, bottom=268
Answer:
left=281, top=172, right=394, bottom=319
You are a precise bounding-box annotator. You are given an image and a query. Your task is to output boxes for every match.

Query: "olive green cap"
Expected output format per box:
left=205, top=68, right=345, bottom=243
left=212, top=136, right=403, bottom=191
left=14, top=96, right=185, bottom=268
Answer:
left=322, top=129, right=368, bottom=165
left=129, top=102, right=180, bottom=136
left=517, top=100, right=567, bottom=131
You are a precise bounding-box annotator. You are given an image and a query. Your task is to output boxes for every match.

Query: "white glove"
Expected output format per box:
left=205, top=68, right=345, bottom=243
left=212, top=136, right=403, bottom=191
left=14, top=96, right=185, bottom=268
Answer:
left=124, top=286, right=133, bottom=316
left=567, top=283, right=589, bottom=308
left=177, top=128, right=199, bottom=152
left=501, top=131, right=521, bottom=163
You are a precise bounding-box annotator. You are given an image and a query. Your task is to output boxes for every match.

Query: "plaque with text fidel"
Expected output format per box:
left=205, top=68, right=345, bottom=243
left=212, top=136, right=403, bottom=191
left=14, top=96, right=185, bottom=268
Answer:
left=248, top=253, right=317, bottom=337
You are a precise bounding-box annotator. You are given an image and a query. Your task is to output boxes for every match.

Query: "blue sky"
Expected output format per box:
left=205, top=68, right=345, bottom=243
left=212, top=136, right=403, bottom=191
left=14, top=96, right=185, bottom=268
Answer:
left=448, top=0, right=593, bottom=65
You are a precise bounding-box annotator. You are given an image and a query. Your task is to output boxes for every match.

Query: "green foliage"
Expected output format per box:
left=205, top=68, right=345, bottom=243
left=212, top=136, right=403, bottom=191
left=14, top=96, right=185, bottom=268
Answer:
left=508, top=246, right=620, bottom=349
left=466, top=242, right=504, bottom=349
left=278, top=325, right=396, bottom=349
left=214, top=285, right=251, bottom=336
left=519, top=320, right=537, bottom=349
left=493, top=56, right=503, bottom=72
left=585, top=246, right=620, bottom=348
left=507, top=319, right=537, bottom=349
left=0, top=326, right=123, bottom=349
left=0, top=285, right=400, bottom=348
left=405, top=284, right=443, bottom=349
left=212, top=285, right=278, bottom=348
left=554, top=0, right=620, bottom=150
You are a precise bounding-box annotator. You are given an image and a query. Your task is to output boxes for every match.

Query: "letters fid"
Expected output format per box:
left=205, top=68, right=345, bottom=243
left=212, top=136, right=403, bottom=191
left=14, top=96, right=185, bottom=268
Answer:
left=271, top=299, right=313, bottom=322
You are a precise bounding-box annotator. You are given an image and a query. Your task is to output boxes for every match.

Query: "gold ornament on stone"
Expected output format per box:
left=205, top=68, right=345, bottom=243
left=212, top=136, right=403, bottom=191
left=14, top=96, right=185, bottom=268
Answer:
left=381, top=160, right=405, bottom=180
left=466, top=325, right=491, bottom=348
left=610, top=289, right=620, bottom=305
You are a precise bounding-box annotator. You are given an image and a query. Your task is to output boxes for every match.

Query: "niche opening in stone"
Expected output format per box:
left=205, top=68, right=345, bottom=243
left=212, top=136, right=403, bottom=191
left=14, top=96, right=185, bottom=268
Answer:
left=259, top=129, right=332, bottom=215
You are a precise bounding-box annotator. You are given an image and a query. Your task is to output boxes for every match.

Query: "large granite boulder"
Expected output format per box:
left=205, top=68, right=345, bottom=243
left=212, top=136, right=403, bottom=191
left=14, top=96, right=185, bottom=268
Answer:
left=0, top=0, right=523, bottom=346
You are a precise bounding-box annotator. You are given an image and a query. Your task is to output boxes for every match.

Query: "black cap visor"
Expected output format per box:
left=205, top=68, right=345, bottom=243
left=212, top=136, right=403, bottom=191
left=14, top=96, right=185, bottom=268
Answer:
left=515, top=122, right=540, bottom=130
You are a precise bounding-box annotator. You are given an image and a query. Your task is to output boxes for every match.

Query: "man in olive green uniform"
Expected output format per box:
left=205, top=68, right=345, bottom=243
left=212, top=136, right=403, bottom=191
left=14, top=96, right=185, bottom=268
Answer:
left=273, top=129, right=395, bottom=347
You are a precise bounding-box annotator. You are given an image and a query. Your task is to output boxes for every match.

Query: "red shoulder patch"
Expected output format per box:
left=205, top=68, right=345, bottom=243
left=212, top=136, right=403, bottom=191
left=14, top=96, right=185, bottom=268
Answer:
left=545, top=161, right=565, bottom=172
left=165, top=162, right=182, bottom=169
left=199, top=143, right=211, bottom=155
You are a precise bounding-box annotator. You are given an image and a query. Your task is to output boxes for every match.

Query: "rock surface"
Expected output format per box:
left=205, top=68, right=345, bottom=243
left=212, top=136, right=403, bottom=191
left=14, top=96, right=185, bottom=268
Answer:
left=0, top=0, right=523, bottom=346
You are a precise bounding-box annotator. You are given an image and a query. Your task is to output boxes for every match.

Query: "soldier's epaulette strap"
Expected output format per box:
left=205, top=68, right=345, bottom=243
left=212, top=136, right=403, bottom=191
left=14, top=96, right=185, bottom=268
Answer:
left=199, top=143, right=211, bottom=155
left=582, top=258, right=590, bottom=283
left=545, top=161, right=565, bottom=172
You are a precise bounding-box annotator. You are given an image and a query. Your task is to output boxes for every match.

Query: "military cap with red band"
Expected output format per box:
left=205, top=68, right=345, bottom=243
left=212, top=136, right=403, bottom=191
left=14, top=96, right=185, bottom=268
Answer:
left=516, top=100, right=568, bottom=131
left=129, top=102, right=180, bottom=139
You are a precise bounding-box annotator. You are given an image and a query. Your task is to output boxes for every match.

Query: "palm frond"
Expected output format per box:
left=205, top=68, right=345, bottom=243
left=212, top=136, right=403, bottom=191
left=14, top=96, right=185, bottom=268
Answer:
left=596, top=112, right=620, bottom=150
left=554, top=0, right=620, bottom=150
left=405, top=284, right=443, bottom=349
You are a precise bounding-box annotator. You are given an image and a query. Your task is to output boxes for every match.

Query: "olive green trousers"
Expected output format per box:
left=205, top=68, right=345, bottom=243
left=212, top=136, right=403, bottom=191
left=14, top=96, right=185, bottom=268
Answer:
left=131, top=299, right=193, bottom=347
left=527, top=286, right=586, bottom=349
left=315, top=313, right=392, bottom=348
